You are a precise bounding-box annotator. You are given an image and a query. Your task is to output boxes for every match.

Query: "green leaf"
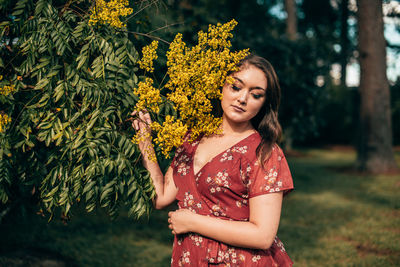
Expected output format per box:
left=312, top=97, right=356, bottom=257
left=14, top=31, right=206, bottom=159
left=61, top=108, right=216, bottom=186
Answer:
left=35, top=79, right=50, bottom=90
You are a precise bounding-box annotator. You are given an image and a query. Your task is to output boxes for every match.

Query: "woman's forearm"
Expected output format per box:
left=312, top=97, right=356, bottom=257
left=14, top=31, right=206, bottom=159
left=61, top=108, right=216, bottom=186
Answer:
left=133, top=111, right=177, bottom=209
left=188, top=214, right=276, bottom=250
left=141, top=145, right=164, bottom=199
left=169, top=193, right=283, bottom=250
left=140, top=144, right=177, bottom=209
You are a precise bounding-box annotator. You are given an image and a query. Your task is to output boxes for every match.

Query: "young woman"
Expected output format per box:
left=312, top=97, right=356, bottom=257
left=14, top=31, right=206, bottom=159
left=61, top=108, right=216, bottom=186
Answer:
left=133, top=55, right=294, bottom=266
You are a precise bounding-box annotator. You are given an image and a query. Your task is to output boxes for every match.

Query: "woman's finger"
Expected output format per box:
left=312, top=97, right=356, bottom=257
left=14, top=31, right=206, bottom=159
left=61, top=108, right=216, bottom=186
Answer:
left=138, top=120, right=147, bottom=133
left=143, top=112, right=152, bottom=124
left=138, top=110, right=151, bottom=123
left=133, top=120, right=139, bottom=131
left=138, top=111, right=144, bottom=121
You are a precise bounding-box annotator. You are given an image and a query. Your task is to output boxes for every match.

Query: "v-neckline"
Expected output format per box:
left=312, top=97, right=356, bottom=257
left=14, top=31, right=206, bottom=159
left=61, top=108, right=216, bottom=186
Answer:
left=192, top=132, right=258, bottom=177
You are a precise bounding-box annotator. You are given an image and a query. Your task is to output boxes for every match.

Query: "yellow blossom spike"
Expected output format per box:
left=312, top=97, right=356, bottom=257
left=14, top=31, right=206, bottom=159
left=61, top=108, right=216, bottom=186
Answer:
left=138, top=40, right=158, bottom=73
left=133, top=78, right=162, bottom=113
left=0, top=113, right=12, bottom=133
left=0, top=84, right=16, bottom=96
left=89, top=0, right=133, bottom=28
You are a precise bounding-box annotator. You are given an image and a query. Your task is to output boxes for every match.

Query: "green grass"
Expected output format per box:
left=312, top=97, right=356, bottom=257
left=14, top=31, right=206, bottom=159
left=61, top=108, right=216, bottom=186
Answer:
left=0, top=148, right=399, bottom=266
left=0, top=204, right=175, bottom=267
left=280, top=149, right=400, bottom=267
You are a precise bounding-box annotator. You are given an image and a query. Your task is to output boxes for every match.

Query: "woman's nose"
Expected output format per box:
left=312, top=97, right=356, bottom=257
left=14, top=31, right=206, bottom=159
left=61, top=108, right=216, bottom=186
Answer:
left=237, top=90, right=248, bottom=104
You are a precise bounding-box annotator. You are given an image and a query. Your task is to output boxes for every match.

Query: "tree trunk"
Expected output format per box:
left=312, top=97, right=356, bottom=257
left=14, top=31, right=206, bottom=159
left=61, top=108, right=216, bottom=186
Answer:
left=356, top=0, right=398, bottom=173
left=284, top=0, right=298, bottom=41
left=283, top=0, right=298, bottom=152
left=340, top=0, right=349, bottom=86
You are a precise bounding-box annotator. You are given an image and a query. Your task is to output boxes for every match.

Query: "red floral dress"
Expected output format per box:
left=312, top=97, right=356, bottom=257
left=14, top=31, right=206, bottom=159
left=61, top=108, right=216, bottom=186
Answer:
left=171, top=132, right=294, bottom=267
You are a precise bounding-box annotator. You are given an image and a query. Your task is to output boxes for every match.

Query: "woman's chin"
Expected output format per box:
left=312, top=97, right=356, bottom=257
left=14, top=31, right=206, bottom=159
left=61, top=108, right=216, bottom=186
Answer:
left=223, top=115, right=252, bottom=126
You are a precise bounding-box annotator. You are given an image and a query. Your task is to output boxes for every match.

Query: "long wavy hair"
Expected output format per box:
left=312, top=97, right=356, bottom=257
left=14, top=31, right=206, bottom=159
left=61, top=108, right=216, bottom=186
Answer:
left=238, top=55, right=283, bottom=164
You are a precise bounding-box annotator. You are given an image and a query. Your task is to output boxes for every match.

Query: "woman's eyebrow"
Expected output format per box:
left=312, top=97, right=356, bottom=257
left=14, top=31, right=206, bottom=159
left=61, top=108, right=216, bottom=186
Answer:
left=233, top=76, right=244, bottom=85
left=234, top=77, right=266, bottom=91
left=251, top=87, right=266, bottom=92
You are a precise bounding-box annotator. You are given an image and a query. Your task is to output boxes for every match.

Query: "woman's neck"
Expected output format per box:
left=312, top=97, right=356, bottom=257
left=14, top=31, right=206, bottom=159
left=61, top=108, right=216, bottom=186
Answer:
left=220, top=117, right=254, bottom=136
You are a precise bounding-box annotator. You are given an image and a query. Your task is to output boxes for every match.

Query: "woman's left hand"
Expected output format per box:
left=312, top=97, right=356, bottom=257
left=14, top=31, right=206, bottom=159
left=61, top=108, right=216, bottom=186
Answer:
left=168, top=209, right=195, bottom=235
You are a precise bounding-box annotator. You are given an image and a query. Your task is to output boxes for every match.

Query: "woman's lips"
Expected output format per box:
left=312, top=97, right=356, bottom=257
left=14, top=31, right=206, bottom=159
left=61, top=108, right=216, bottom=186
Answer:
left=231, top=105, right=245, bottom=112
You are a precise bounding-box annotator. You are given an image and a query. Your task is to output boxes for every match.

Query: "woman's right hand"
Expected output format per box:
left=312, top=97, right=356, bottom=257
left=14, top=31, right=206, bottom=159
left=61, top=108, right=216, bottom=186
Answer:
left=132, top=111, right=178, bottom=209
left=131, top=110, right=153, bottom=156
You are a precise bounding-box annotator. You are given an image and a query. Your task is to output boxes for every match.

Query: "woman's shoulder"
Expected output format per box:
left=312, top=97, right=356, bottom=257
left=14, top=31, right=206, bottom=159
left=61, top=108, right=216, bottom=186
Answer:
left=241, top=133, right=286, bottom=163
left=271, top=143, right=285, bottom=157
left=175, top=130, right=201, bottom=154
left=249, top=132, right=285, bottom=154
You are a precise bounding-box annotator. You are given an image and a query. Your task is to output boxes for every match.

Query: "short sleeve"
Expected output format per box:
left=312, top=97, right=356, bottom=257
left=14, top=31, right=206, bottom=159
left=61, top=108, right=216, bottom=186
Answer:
left=247, top=144, right=294, bottom=198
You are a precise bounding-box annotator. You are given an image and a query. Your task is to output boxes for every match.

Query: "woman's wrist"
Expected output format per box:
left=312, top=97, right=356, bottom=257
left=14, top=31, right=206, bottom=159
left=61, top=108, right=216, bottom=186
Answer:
left=187, top=212, right=204, bottom=233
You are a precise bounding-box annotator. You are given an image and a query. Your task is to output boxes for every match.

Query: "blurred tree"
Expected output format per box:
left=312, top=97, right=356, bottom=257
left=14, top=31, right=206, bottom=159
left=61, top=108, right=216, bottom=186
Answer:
left=356, top=0, right=398, bottom=173
left=384, top=1, right=400, bottom=147
left=391, top=79, right=400, bottom=146
left=282, top=0, right=298, bottom=151
left=340, top=0, right=349, bottom=85
left=284, top=0, right=298, bottom=41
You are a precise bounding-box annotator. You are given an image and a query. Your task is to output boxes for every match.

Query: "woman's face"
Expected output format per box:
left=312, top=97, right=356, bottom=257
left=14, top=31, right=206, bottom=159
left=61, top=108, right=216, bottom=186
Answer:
left=221, top=64, right=267, bottom=126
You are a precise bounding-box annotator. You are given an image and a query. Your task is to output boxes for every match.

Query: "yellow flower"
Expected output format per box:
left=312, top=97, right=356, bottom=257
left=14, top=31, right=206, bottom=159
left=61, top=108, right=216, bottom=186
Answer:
left=138, top=40, right=158, bottom=73
left=0, top=84, right=16, bottom=96
left=152, top=116, right=188, bottom=158
left=0, top=113, right=12, bottom=133
left=133, top=20, right=249, bottom=157
left=133, top=78, right=162, bottom=113
left=89, top=0, right=133, bottom=28
left=131, top=130, right=157, bottom=161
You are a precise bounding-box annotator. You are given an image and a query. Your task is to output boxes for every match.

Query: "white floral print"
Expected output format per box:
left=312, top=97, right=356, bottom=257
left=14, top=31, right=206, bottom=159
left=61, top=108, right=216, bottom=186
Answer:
left=171, top=134, right=294, bottom=267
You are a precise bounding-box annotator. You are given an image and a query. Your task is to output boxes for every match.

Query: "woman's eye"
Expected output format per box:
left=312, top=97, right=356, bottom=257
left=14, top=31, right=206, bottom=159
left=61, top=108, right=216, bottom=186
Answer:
left=231, top=85, right=241, bottom=91
left=252, top=94, right=263, bottom=99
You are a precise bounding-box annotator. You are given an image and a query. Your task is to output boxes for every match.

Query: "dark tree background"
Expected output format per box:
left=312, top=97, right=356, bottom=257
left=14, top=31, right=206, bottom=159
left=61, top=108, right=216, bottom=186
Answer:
left=0, top=0, right=398, bottom=223
left=138, top=0, right=399, bottom=173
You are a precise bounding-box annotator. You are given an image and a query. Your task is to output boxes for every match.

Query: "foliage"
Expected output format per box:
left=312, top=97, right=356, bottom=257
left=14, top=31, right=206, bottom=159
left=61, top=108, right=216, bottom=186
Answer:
left=133, top=20, right=249, bottom=157
left=0, top=0, right=155, bottom=219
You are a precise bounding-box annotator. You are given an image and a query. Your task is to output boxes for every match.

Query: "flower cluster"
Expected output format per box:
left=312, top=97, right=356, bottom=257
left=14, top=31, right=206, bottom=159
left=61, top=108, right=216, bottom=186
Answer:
left=0, top=76, right=16, bottom=96
left=0, top=84, right=16, bottom=96
left=89, top=0, right=133, bottom=28
left=138, top=40, right=158, bottom=73
left=0, top=113, right=11, bottom=133
left=133, top=78, right=162, bottom=113
left=133, top=20, right=249, bottom=157
left=151, top=116, right=188, bottom=158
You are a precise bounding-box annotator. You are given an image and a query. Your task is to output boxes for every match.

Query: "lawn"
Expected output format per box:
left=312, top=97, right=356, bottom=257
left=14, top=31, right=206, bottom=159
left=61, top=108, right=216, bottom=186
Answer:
left=0, top=148, right=399, bottom=267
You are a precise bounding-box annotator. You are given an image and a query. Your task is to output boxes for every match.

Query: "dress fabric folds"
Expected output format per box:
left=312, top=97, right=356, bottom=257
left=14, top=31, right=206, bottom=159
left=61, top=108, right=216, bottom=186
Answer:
left=171, top=132, right=294, bottom=267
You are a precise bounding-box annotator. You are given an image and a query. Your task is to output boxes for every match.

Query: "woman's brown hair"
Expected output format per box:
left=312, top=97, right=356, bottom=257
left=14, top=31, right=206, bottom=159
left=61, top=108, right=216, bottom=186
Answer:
left=239, top=55, right=283, bottom=164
